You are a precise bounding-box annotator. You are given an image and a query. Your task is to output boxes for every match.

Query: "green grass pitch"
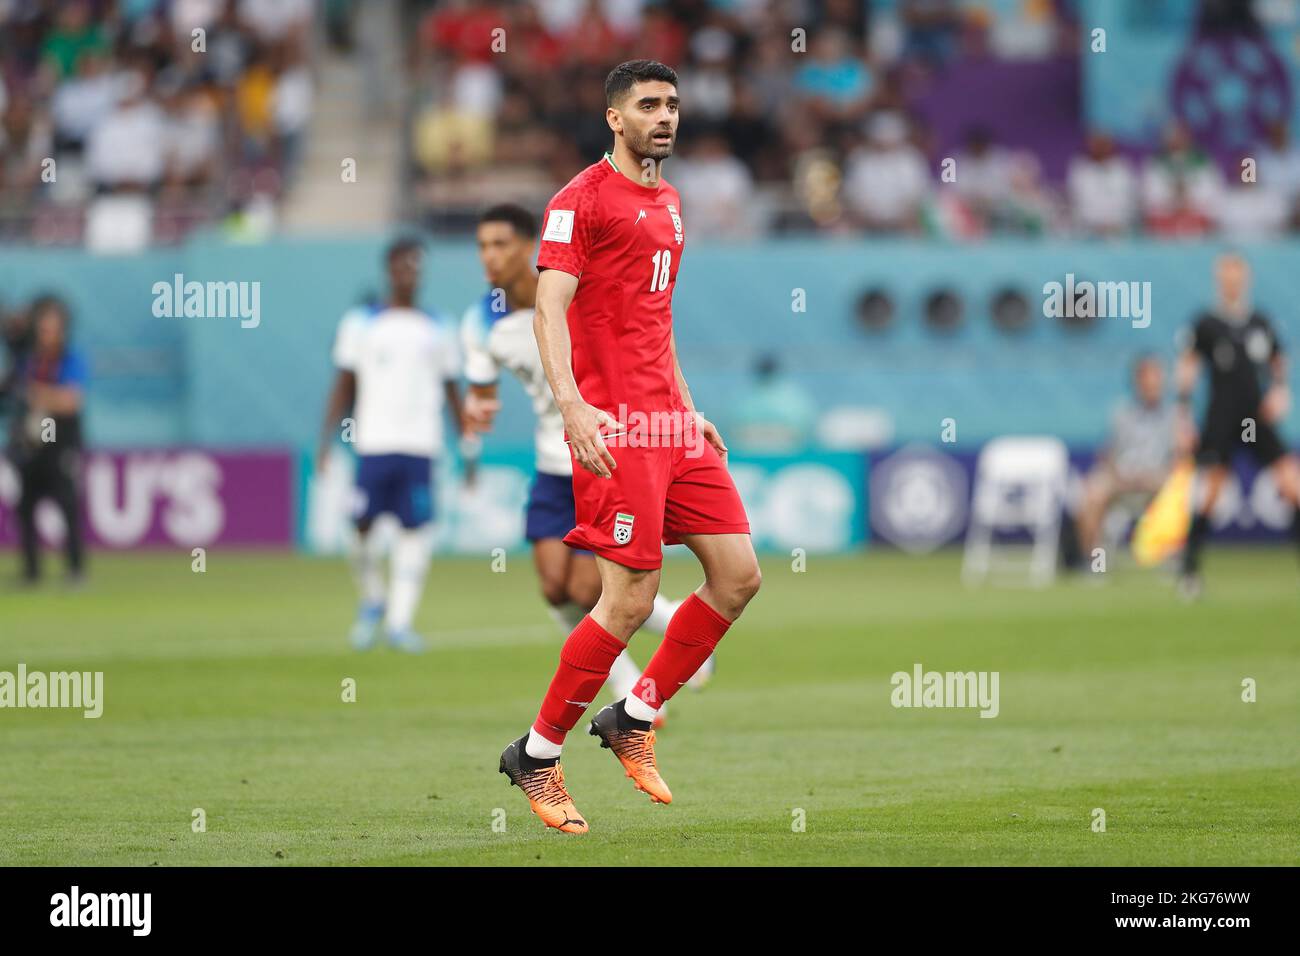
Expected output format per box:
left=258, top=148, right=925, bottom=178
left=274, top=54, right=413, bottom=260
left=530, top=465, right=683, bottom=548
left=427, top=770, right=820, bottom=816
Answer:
left=1, top=548, right=1297, bottom=866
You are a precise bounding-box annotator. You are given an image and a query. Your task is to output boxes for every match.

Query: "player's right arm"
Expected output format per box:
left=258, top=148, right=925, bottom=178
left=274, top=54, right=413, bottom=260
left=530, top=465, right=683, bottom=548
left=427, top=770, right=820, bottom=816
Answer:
left=533, top=268, right=617, bottom=478
left=318, top=310, right=361, bottom=472
left=1174, top=319, right=1207, bottom=453
left=317, top=369, right=355, bottom=472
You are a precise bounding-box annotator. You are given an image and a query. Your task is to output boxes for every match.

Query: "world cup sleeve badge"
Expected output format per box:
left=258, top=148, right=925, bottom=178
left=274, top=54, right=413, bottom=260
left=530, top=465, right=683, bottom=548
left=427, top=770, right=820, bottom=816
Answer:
left=613, top=512, right=635, bottom=545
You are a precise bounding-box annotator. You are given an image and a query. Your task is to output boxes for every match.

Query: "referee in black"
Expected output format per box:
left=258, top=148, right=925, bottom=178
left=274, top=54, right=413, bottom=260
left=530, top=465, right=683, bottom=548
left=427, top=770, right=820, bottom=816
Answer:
left=8, top=296, right=89, bottom=584
left=1176, top=253, right=1300, bottom=598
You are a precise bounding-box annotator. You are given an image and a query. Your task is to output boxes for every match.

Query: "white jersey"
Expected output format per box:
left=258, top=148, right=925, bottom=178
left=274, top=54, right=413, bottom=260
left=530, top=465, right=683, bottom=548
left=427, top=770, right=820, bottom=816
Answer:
left=460, top=291, right=570, bottom=476
left=332, top=304, right=460, bottom=458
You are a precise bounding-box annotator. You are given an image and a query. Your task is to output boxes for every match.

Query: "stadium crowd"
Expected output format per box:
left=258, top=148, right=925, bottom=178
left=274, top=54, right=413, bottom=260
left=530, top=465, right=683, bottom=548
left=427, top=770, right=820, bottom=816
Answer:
left=0, top=0, right=317, bottom=244
left=408, top=0, right=1300, bottom=240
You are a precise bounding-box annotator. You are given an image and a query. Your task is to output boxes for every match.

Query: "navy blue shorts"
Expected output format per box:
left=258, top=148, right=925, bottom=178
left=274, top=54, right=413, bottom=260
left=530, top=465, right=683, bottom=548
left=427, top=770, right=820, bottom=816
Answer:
left=354, top=454, right=434, bottom=529
left=525, top=471, right=578, bottom=543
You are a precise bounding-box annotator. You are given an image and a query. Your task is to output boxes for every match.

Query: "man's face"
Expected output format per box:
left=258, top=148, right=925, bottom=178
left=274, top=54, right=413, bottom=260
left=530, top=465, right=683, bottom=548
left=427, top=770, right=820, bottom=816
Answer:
left=476, top=221, right=533, bottom=287
left=35, top=309, right=65, bottom=353
left=1216, top=255, right=1250, bottom=305
left=608, top=81, right=679, bottom=162
left=388, top=247, right=423, bottom=299
left=1135, top=360, right=1164, bottom=406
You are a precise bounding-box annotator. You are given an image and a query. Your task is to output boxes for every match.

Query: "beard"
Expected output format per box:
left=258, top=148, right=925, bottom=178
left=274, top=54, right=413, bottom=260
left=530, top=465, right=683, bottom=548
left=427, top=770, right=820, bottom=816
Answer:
left=627, top=125, right=675, bottom=162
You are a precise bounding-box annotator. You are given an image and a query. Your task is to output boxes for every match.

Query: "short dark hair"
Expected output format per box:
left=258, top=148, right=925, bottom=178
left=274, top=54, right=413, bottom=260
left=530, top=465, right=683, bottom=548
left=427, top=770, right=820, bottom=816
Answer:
left=479, top=203, right=537, bottom=238
left=28, top=294, right=71, bottom=330
left=385, top=235, right=423, bottom=264
left=605, top=59, right=678, bottom=107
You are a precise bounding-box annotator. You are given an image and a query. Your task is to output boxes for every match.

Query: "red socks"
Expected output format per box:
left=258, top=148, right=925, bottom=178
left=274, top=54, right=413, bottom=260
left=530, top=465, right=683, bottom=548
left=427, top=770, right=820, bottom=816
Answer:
left=632, top=594, right=731, bottom=710
left=533, top=615, right=627, bottom=745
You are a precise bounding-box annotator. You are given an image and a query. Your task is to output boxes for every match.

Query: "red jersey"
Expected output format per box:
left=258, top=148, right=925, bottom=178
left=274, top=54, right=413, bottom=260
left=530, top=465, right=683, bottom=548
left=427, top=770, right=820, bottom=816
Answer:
left=537, top=153, right=688, bottom=429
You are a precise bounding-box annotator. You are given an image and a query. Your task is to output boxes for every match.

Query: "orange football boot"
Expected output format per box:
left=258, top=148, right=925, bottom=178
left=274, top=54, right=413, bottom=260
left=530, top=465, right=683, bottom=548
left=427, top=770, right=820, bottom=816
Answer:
left=589, top=702, right=672, bottom=804
left=498, top=735, right=589, bottom=834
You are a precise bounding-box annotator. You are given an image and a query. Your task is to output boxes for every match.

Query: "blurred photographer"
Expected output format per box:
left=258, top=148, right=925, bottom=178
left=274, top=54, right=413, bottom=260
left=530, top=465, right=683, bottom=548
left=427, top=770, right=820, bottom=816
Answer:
left=7, top=296, right=88, bottom=584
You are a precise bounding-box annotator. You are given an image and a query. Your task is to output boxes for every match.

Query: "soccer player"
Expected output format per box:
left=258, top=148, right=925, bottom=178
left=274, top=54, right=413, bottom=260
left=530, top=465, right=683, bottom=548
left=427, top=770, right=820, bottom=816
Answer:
left=1176, top=252, right=1300, bottom=598
left=317, top=238, right=464, bottom=651
left=460, top=204, right=705, bottom=722
left=497, top=61, right=761, bottom=834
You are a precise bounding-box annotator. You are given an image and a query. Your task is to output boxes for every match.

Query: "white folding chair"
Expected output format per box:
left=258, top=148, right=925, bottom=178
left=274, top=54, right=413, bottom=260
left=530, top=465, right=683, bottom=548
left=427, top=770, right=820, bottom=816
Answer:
left=962, top=436, right=1069, bottom=588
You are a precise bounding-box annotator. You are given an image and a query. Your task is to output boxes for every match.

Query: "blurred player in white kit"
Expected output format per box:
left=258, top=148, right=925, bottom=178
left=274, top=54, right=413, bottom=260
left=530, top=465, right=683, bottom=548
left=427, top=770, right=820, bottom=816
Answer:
left=318, top=238, right=464, bottom=652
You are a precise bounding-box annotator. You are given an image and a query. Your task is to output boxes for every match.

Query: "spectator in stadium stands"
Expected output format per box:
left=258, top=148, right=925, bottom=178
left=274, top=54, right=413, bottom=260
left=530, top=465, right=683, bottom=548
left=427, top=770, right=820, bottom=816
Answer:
left=793, top=27, right=874, bottom=127
left=901, top=0, right=964, bottom=68
left=272, top=39, right=314, bottom=182
left=1068, top=131, right=1137, bottom=237
left=1074, top=354, right=1184, bottom=561
left=162, top=78, right=221, bottom=194
left=11, top=296, right=88, bottom=586
left=672, top=131, right=756, bottom=239
left=39, top=1, right=108, bottom=80
left=0, top=92, right=53, bottom=198
left=843, top=110, right=930, bottom=233
left=49, top=50, right=120, bottom=153
left=730, top=353, right=819, bottom=454
left=1256, top=120, right=1300, bottom=231
left=952, top=126, right=1015, bottom=232
left=85, top=69, right=166, bottom=192
left=1141, top=121, right=1222, bottom=237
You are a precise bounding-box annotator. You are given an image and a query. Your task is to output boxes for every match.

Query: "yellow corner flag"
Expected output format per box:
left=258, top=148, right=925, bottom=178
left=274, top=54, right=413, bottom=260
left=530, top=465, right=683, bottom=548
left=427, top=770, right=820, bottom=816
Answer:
left=1132, top=459, right=1195, bottom=567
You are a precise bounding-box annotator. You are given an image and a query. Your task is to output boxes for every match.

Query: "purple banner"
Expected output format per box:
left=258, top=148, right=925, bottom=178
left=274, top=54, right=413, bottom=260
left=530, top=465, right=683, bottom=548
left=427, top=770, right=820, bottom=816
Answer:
left=0, top=449, right=294, bottom=549
left=910, top=57, right=1082, bottom=183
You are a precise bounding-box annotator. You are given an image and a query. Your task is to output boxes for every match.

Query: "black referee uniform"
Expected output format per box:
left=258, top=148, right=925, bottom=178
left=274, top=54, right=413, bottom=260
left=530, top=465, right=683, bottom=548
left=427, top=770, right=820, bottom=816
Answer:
left=1181, top=307, right=1297, bottom=576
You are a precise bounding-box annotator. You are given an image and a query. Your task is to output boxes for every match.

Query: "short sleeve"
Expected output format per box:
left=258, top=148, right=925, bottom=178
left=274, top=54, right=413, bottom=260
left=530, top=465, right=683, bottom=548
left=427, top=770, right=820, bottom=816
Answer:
left=537, top=181, right=601, bottom=277
left=331, top=311, right=364, bottom=370
left=438, top=319, right=462, bottom=382
left=460, top=302, right=500, bottom=386
left=1189, top=315, right=1213, bottom=356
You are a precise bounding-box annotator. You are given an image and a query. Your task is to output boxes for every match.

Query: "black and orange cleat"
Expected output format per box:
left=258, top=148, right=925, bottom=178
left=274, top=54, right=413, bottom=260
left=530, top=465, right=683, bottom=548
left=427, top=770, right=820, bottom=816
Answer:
left=589, top=701, right=672, bottom=804
left=498, top=735, right=589, bottom=834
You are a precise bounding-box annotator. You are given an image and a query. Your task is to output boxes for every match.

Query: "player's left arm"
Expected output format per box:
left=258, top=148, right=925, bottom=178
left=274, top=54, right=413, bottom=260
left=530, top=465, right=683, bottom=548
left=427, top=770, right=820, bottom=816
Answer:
left=670, top=330, right=727, bottom=461
left=444, top=379, right=466, bottom=436
left=1262, top=350, right=1291, bottom=423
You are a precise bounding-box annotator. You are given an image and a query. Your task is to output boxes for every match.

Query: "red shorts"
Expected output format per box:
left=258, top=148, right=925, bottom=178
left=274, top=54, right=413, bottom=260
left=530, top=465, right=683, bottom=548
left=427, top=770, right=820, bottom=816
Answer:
left=564, top=438, right=750, bottom=570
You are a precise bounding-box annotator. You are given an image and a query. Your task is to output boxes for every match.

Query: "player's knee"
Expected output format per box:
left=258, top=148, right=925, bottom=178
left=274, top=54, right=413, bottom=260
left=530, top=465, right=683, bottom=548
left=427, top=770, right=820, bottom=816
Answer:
left=735, top=563, right=762, bottom=606
left=538, top=577, right=569, bottom=607
left=712, top=562, right=761, bottom=618
left=606, top=593, right=655, bottom=633
left=567, top=576, right=601, bottom=610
